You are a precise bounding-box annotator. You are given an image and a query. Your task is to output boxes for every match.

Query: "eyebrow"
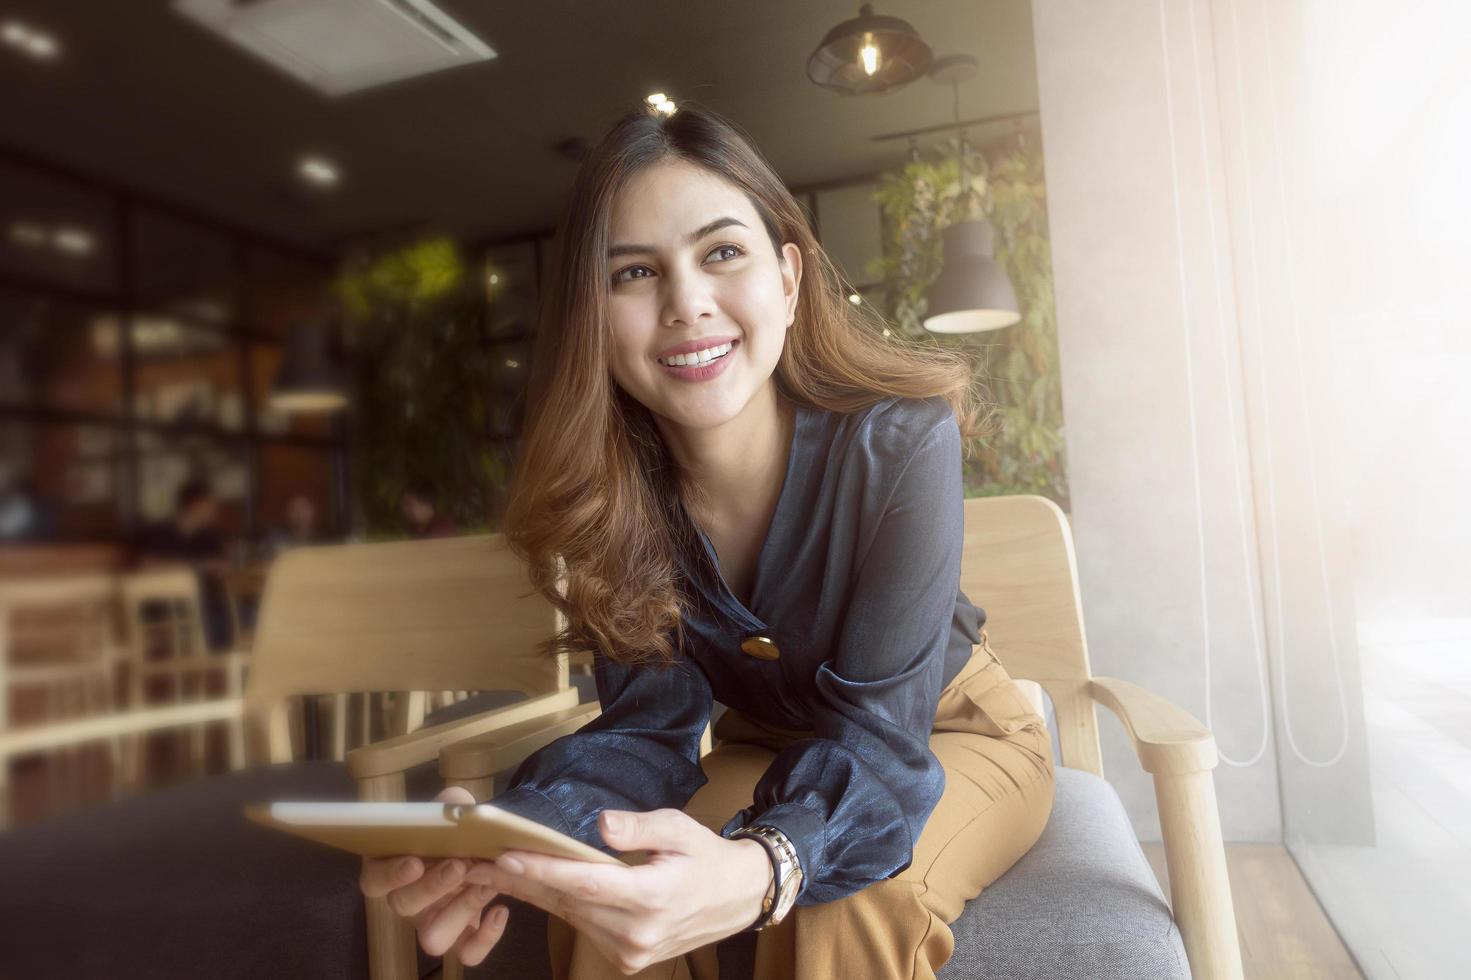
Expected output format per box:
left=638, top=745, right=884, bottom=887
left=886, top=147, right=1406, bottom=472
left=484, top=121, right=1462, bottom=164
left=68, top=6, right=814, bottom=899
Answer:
left=607, top=216, right=750, bottom=259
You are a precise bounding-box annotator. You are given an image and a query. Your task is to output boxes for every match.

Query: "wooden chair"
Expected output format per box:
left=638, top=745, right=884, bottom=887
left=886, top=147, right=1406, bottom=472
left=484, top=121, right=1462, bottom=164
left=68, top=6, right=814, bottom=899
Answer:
left=243, top=533, right=599, bottom=980
left=955, top=494, right=1243, bottom=980
left=0, top=574, right=122, bottom=825
left=118, top=567, right=250, bottom=777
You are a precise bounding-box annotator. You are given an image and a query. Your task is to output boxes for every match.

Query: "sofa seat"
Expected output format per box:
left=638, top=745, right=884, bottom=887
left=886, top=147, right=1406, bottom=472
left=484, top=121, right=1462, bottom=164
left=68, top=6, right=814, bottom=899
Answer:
left=937, top=766, right=1191, bottom=979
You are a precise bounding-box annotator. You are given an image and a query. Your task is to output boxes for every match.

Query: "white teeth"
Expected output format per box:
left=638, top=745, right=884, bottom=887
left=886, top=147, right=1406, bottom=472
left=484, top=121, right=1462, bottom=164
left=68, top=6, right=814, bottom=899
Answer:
left=660, top=341, right=733, bottom=367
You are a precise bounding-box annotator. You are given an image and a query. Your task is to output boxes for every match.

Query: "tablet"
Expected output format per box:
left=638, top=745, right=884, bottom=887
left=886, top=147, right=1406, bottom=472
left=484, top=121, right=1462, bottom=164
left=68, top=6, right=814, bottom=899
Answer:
left=245, top=801, right=626, bottom=866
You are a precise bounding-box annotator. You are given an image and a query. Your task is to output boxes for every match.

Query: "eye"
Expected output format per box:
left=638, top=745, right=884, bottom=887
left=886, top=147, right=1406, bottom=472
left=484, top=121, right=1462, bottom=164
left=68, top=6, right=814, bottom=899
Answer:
left=611, top=264, right=653, bottom=285
left=708, top=243, right=745, bottom=263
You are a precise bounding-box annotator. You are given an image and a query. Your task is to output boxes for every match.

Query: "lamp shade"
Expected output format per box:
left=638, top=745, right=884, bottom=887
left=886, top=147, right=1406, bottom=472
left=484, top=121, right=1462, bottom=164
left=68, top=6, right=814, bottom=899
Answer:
left=922, top=220, right=1022, bottom=333
left=270, top=319, right=348, bottom=412
left=806, top=3, right=933, bottom=96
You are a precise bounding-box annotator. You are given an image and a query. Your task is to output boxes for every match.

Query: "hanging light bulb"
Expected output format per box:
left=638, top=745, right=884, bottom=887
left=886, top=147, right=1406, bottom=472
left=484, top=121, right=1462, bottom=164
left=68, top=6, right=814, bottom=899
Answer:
left=860, top=32, right=880, bottom=76
left=806, top=4, right=932, bottom=96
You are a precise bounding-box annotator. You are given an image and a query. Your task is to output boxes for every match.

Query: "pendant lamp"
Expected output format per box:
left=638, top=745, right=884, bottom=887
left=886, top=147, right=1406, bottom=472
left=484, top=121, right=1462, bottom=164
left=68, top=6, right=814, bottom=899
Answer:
left=922, top=55, right=1021, bottom=334
left=806, top=3, right=933, bottom=96
left=923, top=221, right=1020, bottom=333
left=270, top=316, right=348, bottom=412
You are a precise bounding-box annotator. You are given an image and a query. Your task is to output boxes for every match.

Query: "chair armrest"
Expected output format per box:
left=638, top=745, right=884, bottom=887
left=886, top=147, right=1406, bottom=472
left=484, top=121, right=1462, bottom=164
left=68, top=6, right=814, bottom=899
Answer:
left=1089, top=676, right=1218, bottom=775
left=440, top=703, right=601, bottom=781
left=1089, top=676, right=1244, bottom=980
left=345, top=687, right=580, bottom=781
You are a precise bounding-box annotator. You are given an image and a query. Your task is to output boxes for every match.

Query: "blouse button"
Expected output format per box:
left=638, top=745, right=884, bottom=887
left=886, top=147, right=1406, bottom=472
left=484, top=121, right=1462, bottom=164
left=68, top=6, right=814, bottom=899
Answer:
left=740, top=635, right=781, bottom=661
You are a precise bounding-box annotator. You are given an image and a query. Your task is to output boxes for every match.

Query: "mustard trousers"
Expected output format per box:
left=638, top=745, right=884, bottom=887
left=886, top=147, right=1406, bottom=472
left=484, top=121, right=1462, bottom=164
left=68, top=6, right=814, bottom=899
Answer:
left=546, top=634, right=1056, bottom=980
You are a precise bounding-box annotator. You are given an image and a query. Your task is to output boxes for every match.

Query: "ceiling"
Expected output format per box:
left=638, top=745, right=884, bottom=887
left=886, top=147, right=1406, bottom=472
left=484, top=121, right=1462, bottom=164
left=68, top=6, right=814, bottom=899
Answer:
left=0, top=1, right=1040, bottom=250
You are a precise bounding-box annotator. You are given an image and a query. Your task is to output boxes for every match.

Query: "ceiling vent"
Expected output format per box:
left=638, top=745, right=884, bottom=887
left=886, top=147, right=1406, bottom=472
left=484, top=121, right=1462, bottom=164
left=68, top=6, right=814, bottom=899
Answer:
left=172, top=0, right=497, bottom=96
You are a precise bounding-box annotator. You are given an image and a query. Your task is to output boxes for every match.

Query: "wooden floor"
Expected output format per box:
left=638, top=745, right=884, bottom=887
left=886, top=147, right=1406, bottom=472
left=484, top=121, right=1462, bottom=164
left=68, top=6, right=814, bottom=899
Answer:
left=1142, top=841, right=1365, bottom=980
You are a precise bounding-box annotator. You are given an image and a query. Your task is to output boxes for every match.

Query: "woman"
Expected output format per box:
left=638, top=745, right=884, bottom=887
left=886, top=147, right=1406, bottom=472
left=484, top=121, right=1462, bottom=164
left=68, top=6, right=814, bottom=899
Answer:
left=360, top=102, right=1054, bottom=979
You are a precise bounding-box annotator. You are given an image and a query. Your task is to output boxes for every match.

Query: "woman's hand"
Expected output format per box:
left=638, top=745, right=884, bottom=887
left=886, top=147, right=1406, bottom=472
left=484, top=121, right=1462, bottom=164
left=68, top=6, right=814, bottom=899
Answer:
left=358, top=787, right=511, bottom=965
left=465, top=808, right=774, bottom=975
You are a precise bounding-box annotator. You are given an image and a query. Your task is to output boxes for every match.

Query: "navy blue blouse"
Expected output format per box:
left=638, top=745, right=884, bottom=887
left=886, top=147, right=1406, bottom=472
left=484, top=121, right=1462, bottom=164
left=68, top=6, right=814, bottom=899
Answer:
left=491, top=394, right=986, bottom=905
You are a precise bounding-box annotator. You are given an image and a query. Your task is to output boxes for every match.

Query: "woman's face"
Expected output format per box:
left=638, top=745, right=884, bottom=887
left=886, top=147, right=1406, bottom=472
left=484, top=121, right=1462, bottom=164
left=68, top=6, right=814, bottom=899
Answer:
left=605, top=157, right=801, bottom=434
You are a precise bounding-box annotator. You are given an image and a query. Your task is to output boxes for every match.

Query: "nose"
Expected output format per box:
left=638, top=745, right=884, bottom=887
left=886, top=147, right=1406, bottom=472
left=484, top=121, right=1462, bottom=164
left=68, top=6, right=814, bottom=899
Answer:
left=660, top=264, right=717, bottom=329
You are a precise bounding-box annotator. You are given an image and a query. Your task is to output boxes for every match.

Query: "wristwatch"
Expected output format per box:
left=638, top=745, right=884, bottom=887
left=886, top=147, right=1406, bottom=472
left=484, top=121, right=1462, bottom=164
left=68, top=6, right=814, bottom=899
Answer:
left=730, top=824, right=804, bottom=931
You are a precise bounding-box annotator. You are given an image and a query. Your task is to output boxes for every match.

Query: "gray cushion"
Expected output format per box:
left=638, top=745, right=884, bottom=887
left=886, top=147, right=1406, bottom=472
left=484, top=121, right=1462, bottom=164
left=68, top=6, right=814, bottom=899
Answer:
left=938, top=766, right=1191, bottom=980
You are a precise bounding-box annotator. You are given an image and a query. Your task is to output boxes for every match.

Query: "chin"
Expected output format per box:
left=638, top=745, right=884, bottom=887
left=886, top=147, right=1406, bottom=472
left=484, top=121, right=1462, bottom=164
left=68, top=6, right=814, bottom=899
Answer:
left=652, top=388, right=755, bottom=432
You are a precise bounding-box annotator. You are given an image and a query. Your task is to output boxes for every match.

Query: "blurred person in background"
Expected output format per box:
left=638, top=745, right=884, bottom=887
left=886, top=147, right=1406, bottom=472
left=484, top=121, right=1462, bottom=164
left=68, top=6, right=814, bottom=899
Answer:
left=262, top=491, right=327, bottom=558
left=0, top=474, right=54, bottom=541
left=401, top=480, right=457, bottom=538
left=137, top=477, right=233, bottom=651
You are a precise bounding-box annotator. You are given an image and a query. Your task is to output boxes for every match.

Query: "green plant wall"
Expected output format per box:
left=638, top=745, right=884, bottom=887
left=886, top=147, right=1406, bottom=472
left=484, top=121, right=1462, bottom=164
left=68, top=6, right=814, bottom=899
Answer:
left=869, top=137, right=1070, bottom=510
left=336, top=237, right=501, bottom=537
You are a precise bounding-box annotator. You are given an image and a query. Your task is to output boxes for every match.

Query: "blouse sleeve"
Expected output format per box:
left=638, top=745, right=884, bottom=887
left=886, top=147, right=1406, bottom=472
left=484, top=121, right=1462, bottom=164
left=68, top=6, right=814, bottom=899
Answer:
left=490, top=649, right=713, bottom=854
left=718, top=410, right=964, bottom=905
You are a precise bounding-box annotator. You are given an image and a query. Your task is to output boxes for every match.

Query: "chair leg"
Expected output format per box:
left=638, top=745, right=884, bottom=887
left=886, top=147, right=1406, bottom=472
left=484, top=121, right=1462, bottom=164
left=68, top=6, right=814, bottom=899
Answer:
left=1153, top=769, right=1245, bottom=980
left=225, top=657, right=246, bottom=770
left=359, top=771, right=418, bottom=980
left=332, top=693, right=348, bottom=761
left=0, top=755, right=9, bottom=830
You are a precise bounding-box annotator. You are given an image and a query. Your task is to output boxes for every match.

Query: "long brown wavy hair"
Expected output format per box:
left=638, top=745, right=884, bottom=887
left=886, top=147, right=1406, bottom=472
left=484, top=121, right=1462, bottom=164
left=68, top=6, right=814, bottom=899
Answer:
left=504, top=102, right=995, bottom=666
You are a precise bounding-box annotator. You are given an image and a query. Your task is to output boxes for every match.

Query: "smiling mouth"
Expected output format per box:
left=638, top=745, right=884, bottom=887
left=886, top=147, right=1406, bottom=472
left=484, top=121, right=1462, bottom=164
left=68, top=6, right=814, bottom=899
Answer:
left=657, top=339, right=738, bottom=367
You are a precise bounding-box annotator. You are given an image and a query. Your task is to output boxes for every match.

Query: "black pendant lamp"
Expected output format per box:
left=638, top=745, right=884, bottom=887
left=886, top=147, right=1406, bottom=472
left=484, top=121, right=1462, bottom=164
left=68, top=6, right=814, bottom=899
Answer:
left=270, top=315, right=348, bottom=412
left=922, top=55, right=1021, bottom=334
left=807, top=3, right=933, bottom=96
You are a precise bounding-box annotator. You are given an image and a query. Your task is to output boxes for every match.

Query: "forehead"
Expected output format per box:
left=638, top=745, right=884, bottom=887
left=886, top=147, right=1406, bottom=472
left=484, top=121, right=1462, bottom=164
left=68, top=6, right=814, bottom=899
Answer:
left=608, top=158, right=757, bottom=239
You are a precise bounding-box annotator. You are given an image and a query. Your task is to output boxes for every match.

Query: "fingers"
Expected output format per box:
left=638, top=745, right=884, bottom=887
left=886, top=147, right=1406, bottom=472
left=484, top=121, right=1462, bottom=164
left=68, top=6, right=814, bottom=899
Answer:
left=487, top=851, right=644, bottom=910
left=388, top=858, right=469, bottom=917
left=360, top=855, right=424, bottom=898
left=455, top=902, right=510, bottom=966
left=418, top=884, right=497, bottom=957
left=598, top=807, right=704, bottom=854
left=466, top=864, right=566, bottom=916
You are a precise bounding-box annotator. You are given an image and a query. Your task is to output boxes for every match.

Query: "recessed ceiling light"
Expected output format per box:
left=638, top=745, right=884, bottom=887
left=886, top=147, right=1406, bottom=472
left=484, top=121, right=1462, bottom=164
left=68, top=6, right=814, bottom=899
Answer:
left=53, top=226, right=96, bottom=256
left=7, top=221, right=47, bottom=248
left=645, top=92, right=666, bottom=105
left=848, top=293, right=862, bottom=305
left=298, top=156, right=340, bottom=187
left=1, top=20, right=59, bottom=60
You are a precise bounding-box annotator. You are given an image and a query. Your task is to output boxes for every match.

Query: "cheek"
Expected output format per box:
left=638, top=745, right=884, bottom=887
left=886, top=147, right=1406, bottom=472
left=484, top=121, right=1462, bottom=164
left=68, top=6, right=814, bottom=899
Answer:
left=607, top=304, right=654, bottom=381
left=718, top=273, right=787, bottom=330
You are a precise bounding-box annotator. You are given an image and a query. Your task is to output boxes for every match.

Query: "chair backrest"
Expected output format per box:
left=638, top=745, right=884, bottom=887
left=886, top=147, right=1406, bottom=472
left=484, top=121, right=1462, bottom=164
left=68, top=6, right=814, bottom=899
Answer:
left=244, top=533, right=568, bottom=762
left=960, top=494, right=1104, bottom=775
left=0, top=574, right=119, bottom=724
left=118, top=567, right=211, bottom=665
